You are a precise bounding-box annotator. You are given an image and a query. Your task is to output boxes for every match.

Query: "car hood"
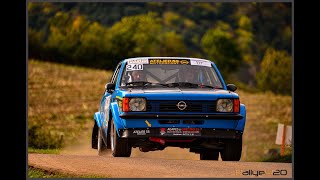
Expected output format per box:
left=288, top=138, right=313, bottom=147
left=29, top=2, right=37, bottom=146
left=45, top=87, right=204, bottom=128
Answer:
left=120, top=87, right=239, bottom=100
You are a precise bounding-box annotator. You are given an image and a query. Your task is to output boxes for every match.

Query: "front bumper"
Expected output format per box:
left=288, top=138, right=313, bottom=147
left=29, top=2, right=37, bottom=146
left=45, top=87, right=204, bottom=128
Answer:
left=119, top=113, right=243, bottom=120
left=119, top=128, right=242, bottom=139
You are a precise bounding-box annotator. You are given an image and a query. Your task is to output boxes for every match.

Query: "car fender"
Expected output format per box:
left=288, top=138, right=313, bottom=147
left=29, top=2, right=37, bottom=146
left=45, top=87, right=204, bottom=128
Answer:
left=110, top=101, right=125, bottom=137
left=235, top=104, right=246, bottom=131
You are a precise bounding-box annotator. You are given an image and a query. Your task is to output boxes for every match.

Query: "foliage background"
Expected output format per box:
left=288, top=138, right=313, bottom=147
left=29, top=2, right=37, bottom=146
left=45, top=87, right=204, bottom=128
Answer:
left=28, top=2, right=292, bottom=94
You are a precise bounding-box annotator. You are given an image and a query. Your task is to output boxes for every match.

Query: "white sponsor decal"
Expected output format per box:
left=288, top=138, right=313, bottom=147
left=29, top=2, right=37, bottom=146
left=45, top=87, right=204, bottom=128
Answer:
left=167, top=128, right=182, bottom=135
left=127, top=59, right=149, bottom=64
left=133, top=129, right=150, bottom=135
left=163, top=128, right=201, bottom=136
left=190, top=59, right=211, bottom=67
left=126, top=64, right=143, bottom=71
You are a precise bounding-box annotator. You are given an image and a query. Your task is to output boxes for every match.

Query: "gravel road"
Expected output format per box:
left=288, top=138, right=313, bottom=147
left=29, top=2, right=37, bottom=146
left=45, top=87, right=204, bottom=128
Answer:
left=28, top=146, right=292, bottom=178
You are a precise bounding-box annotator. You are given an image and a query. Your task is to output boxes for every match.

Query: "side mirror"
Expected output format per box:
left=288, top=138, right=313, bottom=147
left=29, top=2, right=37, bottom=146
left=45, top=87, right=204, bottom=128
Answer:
left=227, top=84, right=237, bottom=92
left=105, top=83, right=115, bottom=93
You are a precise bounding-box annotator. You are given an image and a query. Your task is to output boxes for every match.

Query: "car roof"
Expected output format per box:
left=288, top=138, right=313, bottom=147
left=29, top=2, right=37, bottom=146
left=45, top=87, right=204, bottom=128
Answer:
left=121, top=57, right=214, bottom=64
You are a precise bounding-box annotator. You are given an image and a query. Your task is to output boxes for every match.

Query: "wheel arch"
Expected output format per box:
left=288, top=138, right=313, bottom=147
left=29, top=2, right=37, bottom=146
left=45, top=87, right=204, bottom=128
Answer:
left=94, top=112, right=102, bottom=127
left=110, top=102, right=125, bottom=137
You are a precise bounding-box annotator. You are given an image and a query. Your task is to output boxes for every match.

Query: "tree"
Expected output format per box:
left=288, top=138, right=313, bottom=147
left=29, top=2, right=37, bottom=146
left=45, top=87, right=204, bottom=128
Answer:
left=160, top=31, right=187, bottom=56
left=256, top=48, right=292, bottom=95
left=201, top=22, right=242, bottom=79
left=108, top=12, right=162, bottom=58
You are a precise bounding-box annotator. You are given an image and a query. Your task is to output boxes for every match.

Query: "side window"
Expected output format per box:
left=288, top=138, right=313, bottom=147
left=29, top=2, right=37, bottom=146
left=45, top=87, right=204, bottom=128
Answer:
left=110, top=63, right=122, bottom=84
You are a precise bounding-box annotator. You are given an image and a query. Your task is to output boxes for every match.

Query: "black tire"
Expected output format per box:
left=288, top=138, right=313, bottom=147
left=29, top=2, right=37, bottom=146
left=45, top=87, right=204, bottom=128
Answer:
left=92, top=121, right=98, bottom=149
left=220, top=138, right=242, bottom=161
left=200, top=149, right=219, bottom=160
left=98, top=128, right=109, bottom=156
left=110, top=118, right=131, bottom=157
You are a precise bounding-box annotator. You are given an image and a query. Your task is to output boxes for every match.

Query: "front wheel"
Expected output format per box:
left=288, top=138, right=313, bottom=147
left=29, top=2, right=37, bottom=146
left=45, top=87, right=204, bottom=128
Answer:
left=97, top=128, right=108, bottom=156
left=220, top=138, right=242, bottom=161
left=110, top=118, right=131, bottom=157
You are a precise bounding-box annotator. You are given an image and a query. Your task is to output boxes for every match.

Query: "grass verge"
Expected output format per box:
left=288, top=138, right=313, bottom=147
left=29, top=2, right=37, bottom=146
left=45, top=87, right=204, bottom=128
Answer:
left=28, top=166, right=110, bottom=178
left=262, top=153, right=292, bottom=163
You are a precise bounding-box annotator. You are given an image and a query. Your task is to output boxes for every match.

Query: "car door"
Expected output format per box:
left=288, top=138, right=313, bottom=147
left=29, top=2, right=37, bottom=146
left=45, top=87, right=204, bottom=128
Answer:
left=99, top=63, right=122, bottom=131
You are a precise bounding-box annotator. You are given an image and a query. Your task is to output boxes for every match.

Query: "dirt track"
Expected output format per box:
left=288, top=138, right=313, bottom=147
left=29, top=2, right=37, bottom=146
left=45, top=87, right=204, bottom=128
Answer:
left=28, top=145, right=292, bottom=178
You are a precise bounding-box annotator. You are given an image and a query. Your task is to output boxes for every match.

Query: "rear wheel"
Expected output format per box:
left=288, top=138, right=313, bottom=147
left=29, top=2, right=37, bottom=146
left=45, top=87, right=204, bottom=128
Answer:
left=97, top=128, right=108, bottom=156
left=200, top=149, right=219, bottom=160
left=110, top=118, right=132, bottom=157
left=220, top=138, right=242, bottom=161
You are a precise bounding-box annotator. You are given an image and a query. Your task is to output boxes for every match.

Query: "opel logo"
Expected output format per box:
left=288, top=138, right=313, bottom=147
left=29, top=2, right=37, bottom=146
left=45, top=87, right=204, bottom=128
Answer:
left=177, top=101, right=187, bottom=110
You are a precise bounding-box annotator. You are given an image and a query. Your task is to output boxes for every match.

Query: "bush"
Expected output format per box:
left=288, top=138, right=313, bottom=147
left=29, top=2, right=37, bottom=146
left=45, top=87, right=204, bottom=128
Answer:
left=256, top=48, right=292, bottom=95
left=201, top=23, right=242, bottom=79
left=28, top=123, right=64, bottom=149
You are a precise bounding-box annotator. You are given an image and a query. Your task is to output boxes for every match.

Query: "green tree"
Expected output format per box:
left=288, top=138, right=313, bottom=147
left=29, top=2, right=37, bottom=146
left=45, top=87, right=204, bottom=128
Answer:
left=201, top=22, right=242, bottom=79
left=108, top=12, right=162, bottom=58
left=256, top=48, right=292, bottom=95
left=75, top=22, right=112, bottom=68
left=235, top=15, right=254, bottom=64
left=160, top=31, right=187, bottom=56
left=46, top=12, right=91, bottom=64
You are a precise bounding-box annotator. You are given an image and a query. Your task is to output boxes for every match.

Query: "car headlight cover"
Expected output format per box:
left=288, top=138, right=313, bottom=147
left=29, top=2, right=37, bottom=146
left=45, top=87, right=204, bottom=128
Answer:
left=216, top=99, right=233, bottom=112
left=129, top=98, right=146, bottom=111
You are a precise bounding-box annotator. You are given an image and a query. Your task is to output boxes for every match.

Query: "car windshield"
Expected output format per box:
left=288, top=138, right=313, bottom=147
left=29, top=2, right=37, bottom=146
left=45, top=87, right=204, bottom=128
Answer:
left=120, top=60, right=223, bottom=89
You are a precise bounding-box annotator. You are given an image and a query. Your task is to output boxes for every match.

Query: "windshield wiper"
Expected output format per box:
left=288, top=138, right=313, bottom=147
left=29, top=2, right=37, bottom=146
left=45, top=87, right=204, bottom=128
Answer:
left=198, top=84, right=224, bottom=89
left=144, top=82, right=169, bottom=87
left=126, top=81, right=150, bottom=86
left=166, top=82, right=221, bottom=89
left=126, top=81, right=169, bottom=87
left=166, top=82, right=199, bottom=88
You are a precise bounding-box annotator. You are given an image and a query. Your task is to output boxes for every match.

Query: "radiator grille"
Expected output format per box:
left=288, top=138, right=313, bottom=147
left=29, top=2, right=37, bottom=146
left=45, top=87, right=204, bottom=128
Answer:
left=147, top=100, right=216, bottom=113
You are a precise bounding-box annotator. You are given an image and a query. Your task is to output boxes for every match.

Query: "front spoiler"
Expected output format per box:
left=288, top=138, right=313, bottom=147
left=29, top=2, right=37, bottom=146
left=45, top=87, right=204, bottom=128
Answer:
left=118, top=128, right=242, bottom=139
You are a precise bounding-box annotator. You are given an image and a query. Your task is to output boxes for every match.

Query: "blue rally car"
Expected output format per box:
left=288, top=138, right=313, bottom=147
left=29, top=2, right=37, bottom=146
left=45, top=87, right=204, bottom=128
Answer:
left=91, top=57, right=246, bottom=161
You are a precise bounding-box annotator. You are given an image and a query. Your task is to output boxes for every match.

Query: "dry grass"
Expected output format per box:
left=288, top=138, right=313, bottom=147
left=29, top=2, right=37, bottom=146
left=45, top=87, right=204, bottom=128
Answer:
left=28, top=60, right=112, bottom=148
left=237, top=90, right=292, bottom=161
left=28, top=60, right=292, bottom=161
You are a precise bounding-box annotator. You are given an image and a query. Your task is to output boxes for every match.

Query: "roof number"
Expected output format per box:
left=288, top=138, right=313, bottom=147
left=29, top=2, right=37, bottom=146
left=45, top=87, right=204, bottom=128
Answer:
left=126, top=64, right=143, bottom=71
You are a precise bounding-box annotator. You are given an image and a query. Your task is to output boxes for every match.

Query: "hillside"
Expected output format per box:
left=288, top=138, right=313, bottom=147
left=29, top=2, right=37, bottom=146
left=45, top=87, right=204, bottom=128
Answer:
left=28, top=60, right=111, bottom=148
left=28, top=60, right=292, bottom=161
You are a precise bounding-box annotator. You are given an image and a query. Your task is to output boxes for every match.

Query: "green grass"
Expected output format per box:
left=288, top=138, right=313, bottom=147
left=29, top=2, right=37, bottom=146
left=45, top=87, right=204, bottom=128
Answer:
left=28, top=59, right=292, bottom=162
left=28, top=166, right=110, bottom=178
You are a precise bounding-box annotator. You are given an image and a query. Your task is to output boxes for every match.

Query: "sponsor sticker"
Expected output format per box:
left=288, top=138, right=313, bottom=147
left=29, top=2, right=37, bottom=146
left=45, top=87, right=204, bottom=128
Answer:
left=126, top=64, right=143, bottom=71
left=181, top=128, right=201, bottom=136
left=127, top=59, right=149, bottom=64
left=160, top=128, right=166, bottom=135
left=167, top=128, right=183, bottom=135
left=160, top=128, right=201, bottom=136
left=149, top=59, right=190, bottom=65
left=133, top=129, right=150, bottom=135
left=190, top=59, right=211, bottom=67
left=145, top=120, right=152, bottom=127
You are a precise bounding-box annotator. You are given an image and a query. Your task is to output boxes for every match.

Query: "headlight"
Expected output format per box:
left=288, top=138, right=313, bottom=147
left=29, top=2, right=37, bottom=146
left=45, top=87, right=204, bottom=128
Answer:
left=124, top=98, right=146, bottom=111
left=216, top=99, right=233, bottom=112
